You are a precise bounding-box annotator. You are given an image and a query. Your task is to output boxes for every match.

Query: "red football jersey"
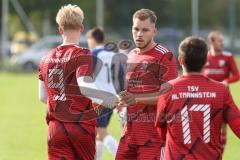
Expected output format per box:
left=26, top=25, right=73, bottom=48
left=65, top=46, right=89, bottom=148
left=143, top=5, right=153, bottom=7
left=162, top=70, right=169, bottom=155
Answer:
left=203, top=51, right=239, bottom=83
left=156, top=74, right=240, bottom=160
left=124, top=44, right=178, bottom=145
left=39, top=44, right=96, bottom=125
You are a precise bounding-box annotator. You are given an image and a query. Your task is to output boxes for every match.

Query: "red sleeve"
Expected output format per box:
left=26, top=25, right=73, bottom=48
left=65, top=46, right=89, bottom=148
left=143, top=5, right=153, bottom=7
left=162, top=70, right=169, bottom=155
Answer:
left=76, top=50, right=93, bottom=78
left=223, top=87, right=240, bottom=138
left=155, top=91, right=171, bottom=142
left=224, top=56, right=239, bottom=83
left=159, top=52, right=178, bottom=83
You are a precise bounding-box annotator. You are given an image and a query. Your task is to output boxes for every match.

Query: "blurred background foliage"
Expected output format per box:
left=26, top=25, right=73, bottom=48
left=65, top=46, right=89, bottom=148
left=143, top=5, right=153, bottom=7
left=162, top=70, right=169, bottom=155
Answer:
left=1, top=0, right=240, bottom=58
left=0, top=0, right=239, bottom=37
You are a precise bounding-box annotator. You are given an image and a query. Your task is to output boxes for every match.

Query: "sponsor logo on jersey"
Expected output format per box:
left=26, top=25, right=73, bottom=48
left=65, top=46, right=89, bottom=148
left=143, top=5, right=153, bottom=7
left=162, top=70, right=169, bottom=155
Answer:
left=142, top=61, right=148, bottom=70
left=219, top=60, right=225, bottom=67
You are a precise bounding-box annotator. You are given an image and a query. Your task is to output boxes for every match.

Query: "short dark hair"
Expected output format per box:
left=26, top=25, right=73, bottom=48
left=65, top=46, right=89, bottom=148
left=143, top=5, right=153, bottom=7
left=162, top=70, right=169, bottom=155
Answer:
left=179, top=36, right=208, bottom=72
left=133, top=8, right=157, bottom=24
left=86, top=27, right=104, bottom=43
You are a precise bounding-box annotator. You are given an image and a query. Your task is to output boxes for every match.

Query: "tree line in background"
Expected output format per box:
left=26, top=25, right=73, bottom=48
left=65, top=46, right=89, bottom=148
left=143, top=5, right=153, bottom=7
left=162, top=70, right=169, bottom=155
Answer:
left=0, top=0, right=240, bottom=40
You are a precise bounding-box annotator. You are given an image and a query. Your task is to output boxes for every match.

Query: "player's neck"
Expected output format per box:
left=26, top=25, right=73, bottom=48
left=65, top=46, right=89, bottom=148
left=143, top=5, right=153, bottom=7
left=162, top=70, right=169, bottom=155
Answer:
left=62, top=38, right=79, bottom=46
left=138, top=41, right=157, bottom=54
left=95, top=44, right=104, bottom=49
left=182, top=67, right=203, bottom=76
left=183, top=72, right=203, bottom=76
left=210, top=48, right=222, bottom=56
left=61, top=32, right=80, bottom=46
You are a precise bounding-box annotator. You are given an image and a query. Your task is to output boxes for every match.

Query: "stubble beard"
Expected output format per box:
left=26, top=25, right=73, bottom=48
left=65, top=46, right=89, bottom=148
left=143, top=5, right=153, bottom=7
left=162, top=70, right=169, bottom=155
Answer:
left=136, top=39, right=152, bottom=50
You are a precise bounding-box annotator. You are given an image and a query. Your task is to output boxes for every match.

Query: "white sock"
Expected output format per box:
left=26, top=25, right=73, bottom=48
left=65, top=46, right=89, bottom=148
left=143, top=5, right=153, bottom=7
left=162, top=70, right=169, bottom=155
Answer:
left=103, top=135, right=118, bottom=156
left=96, top=140, right=104, bottom=160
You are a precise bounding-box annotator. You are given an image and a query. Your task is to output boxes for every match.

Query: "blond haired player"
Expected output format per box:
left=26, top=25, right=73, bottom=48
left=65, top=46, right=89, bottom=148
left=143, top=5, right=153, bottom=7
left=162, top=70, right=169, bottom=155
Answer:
left=39, top=4, right=96, bottom=160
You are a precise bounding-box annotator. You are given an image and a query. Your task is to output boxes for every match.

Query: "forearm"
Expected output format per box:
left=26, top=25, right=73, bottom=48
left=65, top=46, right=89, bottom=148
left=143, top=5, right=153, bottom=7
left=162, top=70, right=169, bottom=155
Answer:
left=224, top=73, right=240, bottom=83
left=136, top=83, right=172, bottom=105
left=135, top=95, right=159, bottom=105
left=40, top=98, right=47, bottom=104
left=39, top=80, right=48, bottom=104
left=77, top=76, right=118, bottom=108
left=120, top=83, right=172, bottom=106
left=229, top=118, right=240, bottom=138
left=226, top=57, right=240, bottom=83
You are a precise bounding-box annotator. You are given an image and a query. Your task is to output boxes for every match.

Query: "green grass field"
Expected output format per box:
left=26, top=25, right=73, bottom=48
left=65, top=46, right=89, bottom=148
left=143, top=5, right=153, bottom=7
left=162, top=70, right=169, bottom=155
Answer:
left=1, top=57, right=240, bottom=160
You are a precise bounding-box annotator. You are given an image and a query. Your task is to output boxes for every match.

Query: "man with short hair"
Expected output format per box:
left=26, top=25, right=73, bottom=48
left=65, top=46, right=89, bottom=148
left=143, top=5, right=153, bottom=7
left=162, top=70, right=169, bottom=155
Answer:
left=156, top=36, right=240, bottom=160
left=203, top=31, right=240, bottom=152
left=116, top=8, right=178, bottom=159
left=38, top=4, right=96, bottom=159
left=204, top=31, right=239, bottom=85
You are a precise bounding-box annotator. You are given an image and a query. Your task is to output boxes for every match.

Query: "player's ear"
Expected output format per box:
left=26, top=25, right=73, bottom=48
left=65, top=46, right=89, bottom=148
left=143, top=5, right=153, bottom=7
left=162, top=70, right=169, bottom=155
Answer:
left=80, top=24, right=84, bottom=32
left=154, top=26, right=158, bottom=35
left=58, top=26, right=64, bottom=35
left=178, top=55, right=183, bottom=65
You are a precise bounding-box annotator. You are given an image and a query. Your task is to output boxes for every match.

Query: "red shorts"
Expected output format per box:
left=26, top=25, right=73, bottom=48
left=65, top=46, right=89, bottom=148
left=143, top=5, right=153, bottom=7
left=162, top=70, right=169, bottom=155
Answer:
left=115, top=136, right=163, bottom=160
left=48, top=121, right=96, bottom=160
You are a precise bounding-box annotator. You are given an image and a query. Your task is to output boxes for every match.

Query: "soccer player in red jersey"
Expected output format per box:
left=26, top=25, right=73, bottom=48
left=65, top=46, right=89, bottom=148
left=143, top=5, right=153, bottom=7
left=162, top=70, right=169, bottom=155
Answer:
left=115, top=9, right=178, bottom=160
left=38, top=4, right=96, bottom=160
left=203, top=31, right=240, bottom=152
left=156, top=36, right=240, bottom=160
left=203, top=31, right=239, bottom=85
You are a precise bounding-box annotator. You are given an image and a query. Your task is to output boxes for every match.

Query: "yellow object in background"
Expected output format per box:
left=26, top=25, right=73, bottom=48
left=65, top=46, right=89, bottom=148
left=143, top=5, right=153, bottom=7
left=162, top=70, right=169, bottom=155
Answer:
left=10, top=31, right=38, bottom=56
